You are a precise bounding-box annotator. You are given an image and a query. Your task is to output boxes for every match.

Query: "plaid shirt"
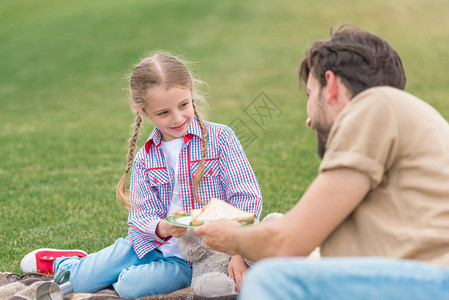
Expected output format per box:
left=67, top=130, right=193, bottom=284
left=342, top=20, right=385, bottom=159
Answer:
left=128, top=118, right=262, bottom=258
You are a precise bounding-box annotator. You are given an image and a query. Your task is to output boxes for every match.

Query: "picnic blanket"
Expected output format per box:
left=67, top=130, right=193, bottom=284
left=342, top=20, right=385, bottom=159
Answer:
left=0, top=272, right=237, bottom=300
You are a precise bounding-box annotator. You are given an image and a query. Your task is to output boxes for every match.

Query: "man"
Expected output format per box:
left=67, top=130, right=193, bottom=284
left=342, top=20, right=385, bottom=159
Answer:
left=194, top=25, right=449, bottom=299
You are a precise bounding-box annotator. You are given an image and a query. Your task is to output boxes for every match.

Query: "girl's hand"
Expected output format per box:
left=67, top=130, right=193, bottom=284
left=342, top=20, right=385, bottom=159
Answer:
left=228, top=254, right=248, bottom=292
left=168, top=222, right=188, bottom=238
left=156, top=210, right=188, bottom=238
left=171, top=209, right=186, bottom=216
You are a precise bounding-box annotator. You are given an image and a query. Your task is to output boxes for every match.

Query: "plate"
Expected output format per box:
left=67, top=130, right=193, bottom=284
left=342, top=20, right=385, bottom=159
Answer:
left=164, top=214, right=255, bottom=227
left=165, top=214, right=197, bottom=228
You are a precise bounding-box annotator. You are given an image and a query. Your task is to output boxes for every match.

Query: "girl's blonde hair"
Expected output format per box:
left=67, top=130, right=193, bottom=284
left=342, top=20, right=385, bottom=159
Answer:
left=117, top=52, right=208, bottom=208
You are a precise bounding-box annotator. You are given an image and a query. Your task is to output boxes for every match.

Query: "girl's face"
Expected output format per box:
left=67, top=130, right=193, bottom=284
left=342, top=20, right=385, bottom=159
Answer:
left=143, top=86, right=195, bottom=142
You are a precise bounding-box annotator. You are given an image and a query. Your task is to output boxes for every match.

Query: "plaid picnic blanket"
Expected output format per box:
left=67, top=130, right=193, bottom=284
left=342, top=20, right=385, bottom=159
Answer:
left=0, top=272, right=237, bottom=300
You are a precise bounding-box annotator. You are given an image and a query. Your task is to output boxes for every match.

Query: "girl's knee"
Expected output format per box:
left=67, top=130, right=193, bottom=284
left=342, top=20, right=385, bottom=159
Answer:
left=114, top=263, right=191, bottom=298
left=114, top=266, right=146, bottom=298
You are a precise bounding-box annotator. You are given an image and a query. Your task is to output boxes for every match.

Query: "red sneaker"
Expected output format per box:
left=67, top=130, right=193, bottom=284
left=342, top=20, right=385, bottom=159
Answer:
left=20, top=248, right=88, bottom=274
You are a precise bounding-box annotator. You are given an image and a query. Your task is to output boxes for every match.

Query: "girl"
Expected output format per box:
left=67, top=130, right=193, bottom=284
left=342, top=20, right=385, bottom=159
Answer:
left=20, top=53, right=262, bottom=298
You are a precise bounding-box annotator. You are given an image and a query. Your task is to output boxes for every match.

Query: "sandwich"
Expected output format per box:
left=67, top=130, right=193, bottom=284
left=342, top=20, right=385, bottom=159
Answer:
left=190, top=198, right=256, bottom=226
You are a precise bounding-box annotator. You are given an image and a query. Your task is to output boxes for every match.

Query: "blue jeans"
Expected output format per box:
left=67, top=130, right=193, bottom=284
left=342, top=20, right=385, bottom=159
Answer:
left=54, top=237, right=191, bottom=298
left=239, top=257, right=449, bottom=300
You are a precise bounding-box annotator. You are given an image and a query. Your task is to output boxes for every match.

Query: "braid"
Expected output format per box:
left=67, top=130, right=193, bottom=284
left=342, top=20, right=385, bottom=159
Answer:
left=192, top=100, right=208, bottom=204
left=125, top=114, right=142, bottom=173
left=116, top=113, right=142, bottom=208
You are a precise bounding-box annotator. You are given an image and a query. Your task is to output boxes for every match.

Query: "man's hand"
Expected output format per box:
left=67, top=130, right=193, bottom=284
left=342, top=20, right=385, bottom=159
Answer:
left=228, top=255, right=248, bottom=292
left=193, top=218, right=241, bottom=255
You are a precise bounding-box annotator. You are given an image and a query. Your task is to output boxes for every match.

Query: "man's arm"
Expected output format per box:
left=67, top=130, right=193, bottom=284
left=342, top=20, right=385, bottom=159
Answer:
left=194, top=168, right=370, bottom=261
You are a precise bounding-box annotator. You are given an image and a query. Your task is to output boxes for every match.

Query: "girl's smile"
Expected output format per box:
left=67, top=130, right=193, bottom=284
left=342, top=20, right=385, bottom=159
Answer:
left=170, top=120, right=188, bottom=131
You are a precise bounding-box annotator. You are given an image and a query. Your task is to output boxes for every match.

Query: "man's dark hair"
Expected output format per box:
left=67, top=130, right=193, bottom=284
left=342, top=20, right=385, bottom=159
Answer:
left=298, top=25, right=406, bottom=97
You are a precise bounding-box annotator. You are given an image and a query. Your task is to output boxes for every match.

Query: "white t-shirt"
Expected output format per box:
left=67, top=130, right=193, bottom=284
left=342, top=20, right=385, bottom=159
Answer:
left=158, top=137, right=184, bottom=258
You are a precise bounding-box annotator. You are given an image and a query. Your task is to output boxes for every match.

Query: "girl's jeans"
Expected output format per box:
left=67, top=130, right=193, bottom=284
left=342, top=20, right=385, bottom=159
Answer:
left=53, top=237, right=191, bottom=299
left=239, top=257, right=449, bottom=300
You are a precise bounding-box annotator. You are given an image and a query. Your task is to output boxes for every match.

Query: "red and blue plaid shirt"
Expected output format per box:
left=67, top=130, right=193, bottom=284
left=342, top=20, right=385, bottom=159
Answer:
left=128, top=118, right=262, bottom=258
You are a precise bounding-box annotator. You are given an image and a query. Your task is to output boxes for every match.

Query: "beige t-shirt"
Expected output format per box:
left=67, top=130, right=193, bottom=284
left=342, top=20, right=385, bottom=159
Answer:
left=319, top=86, right=449, bottom=267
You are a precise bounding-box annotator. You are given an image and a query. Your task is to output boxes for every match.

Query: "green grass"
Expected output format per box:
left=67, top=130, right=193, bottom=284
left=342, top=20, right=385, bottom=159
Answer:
left=1, top=0, right=449, bottom=273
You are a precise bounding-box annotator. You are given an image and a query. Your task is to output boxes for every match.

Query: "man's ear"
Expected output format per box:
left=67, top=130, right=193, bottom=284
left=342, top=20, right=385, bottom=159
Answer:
left=324, top=70, right=338, bottom=104
left=324, top=71, right=351, bottom=110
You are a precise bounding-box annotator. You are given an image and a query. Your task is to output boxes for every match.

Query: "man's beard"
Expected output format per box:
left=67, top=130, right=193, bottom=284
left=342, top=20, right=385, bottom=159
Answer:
left=315, top=123, right=331, bottom=159
left=314, top=90, right=332, bottom=159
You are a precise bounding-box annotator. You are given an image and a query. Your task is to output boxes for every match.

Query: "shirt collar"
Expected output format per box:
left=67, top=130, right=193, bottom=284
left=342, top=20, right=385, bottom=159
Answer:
left=144, top=118, right=203, bottom=154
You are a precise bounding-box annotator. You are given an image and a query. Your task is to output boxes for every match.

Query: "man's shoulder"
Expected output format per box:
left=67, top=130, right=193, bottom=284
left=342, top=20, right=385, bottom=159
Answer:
left=336, top=87, right=398, bottom=124
left=352, top=86, right=410, bottom=104
left=353, top=86, right=429, bottom=109
left=344, top=86, right=424, bottom=121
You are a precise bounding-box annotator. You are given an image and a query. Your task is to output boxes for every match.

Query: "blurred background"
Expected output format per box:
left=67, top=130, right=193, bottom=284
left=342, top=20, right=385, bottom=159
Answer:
left=1, top=0, right=449, bottom=273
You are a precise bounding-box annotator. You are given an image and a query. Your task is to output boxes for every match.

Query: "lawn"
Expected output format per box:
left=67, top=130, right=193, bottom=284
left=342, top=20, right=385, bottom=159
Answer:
left=1, top=0, right=449, bottom=273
